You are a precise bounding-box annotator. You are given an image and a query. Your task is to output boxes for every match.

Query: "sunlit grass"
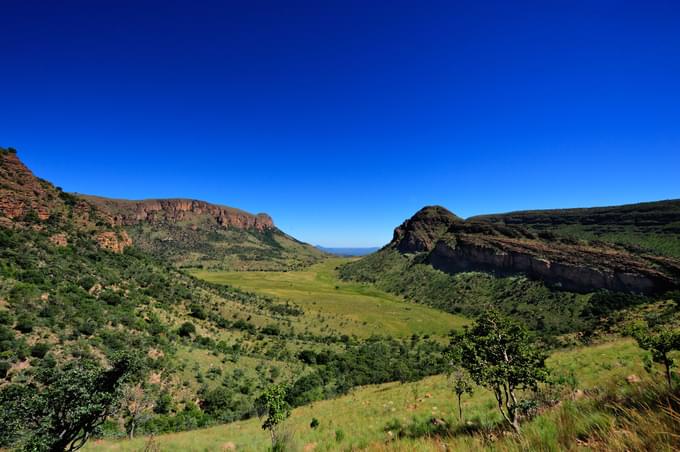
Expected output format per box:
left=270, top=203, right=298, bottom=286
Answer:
left=192, top=258, right=468, bottom=339
left=87, top=339, right=662, bottom=451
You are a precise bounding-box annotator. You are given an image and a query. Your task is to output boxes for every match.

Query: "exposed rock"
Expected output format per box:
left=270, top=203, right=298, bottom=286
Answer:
left=0, top=151, right=54, bottom=224
left=0, top=151, right=118, bottom=231
left=96, top=230, right=132, bottom=253
left=49, top=233, right=68, bottom=247
left=81, top=196, right=274, bottom=231
left=392, top=206, right=461, bottom=253
left=389, top=206, right=680, bottom=294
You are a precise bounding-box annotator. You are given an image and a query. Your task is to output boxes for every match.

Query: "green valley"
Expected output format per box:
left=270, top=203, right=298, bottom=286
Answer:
left=2, top=149, right=680, bottom=452
left=192, top=258, right=467, bottom=339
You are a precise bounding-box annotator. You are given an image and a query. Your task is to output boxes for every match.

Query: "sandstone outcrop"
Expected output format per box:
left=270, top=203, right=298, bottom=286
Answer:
left=81, top=196, right=274, bottom=231
left=390, top=206, right=680, bottom=294
left=96, top=230, right=133, bottom=253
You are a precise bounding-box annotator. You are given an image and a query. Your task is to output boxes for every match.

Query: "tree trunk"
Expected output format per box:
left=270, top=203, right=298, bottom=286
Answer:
left=665, top=359, right=673, bottom=389
left=129, top=420, right=136, bottom=440
left=510, top=416, right=521, bottom=434
left=457, top=394, right=463, bottom=421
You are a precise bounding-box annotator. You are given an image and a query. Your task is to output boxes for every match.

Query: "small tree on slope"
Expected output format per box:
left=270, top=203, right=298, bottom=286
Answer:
left=454, top=310, right=548, bottom=433
left=630, top=322, right=680, bottom=389
left=257, top=383, right=291, bottom=450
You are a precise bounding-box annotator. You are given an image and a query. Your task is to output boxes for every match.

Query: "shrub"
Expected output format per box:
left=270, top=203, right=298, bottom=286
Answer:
left=0, top=360, right=11, bottom=379
left=30, top=343, right=50, bottom=359
left=335, top=428, right=345, bottom=442
left=178, top=322, right=196, bottom=338
left=189, top=304, right=206, bottom=320
left=14, top=316, right=34, bottom=334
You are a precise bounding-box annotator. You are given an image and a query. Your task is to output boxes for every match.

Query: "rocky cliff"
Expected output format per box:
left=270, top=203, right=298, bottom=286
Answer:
left=77, top=189, right=323, bottom=271
left=0, top=149, right=131, bottom=253
left=389, top=206, right=680, bottom=294
left=81, top=196, right=274, bottom=231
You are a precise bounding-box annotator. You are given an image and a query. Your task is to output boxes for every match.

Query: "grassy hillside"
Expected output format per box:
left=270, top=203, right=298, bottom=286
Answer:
left=85, top=338, right=680, bottom=451
left=82, top=195, right=327, bottom=271
left=0, top=152, right=467, bottom=449
left=339, top=248, right=595, bottom=338
left=126, top=222, right=327, bottom=271
left=192, top=259, right=468, bottom=339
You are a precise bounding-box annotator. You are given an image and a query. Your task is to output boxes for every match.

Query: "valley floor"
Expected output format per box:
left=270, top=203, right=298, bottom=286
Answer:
left=85, top=339, right=660, bottom=451
left=191, top=258, right=467, bottom=339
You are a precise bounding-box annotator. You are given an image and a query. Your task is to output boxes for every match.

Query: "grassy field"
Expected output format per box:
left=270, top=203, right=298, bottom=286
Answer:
left=86, top=339, right=658, bottom=451
left=192, top=258, right=468, bottom=339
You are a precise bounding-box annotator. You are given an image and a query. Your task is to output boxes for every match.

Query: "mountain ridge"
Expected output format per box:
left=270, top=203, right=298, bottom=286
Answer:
left=388, top=205, right=680, bottom=294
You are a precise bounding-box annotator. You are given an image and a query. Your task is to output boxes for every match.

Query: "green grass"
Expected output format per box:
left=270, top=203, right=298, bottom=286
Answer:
left=86, top=338, right=664, bottom=452
left=192, top=258, right=468, bottom=339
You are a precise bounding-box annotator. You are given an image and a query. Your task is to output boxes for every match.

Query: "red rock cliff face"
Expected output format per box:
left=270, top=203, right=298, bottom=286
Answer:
left=82, top=196, right=274, bottom=231
left=0, top=151, right=54, bottom=225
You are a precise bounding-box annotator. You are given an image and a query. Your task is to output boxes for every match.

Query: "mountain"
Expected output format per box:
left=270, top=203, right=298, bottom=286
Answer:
left=315, top=246, right=380, bottom=256
left=0, top=149, right=450, bottom=449
left=78, top=195, right=325, bottom=271
left=382, top=205, right=680, bottom=294
left=340, top=204, right=680, bottom=335
left=0, top=148, right=132, bottom=252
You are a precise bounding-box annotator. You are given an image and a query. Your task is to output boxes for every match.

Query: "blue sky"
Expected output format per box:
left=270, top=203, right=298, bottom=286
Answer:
left=1, top=1, right=679, bottom=247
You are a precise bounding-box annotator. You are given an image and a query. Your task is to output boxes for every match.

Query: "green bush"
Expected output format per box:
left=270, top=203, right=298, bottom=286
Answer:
left=30, top=343, right=50, bottom=359
left=0, top=360, right=11, bottom=379
left=178, top=322, right=196, bottom=338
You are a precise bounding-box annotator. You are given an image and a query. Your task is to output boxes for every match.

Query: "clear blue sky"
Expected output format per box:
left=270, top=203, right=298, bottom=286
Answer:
left=1, top=1, right=679, bottom=247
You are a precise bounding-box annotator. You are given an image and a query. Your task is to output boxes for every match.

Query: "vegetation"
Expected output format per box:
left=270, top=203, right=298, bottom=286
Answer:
left=257, top=383, right=291, bottom=449
left=84, top=339, right=680, bottom=451
left=629, top=321, right=680, bottom=388
left=476, top=199, right=680, bottom=258
left=193, top=258, right=468, bottom=339
left=0, top=353, right=142, bottom=451
left=121, top=217, right=327, bottom=272
left=339, top=248, right=592, bottom=338
left=3, top=152, right=680, bottom=450
left=452, top=311, right=548, bottom=432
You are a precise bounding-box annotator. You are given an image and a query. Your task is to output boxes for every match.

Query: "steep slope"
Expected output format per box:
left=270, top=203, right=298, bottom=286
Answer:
left=474, top=199, right=680, bottom=258
left=388, top=206, right=679, bottom=294
left=1, top=150, right=452, bottom=449
left=341, top=204, right=680, bottom=335
left=0, top=148, right=132, bottom=251
left=78, top=196, right=325, bottom=271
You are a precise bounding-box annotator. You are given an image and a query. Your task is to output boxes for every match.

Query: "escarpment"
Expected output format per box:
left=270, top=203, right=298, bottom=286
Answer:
left=390, top=206, right=680, bottom=294
left=80, top=196, right=274, bottom=231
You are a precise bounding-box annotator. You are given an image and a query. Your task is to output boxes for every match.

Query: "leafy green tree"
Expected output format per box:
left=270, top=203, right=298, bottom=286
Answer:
left=0, top=353, right=143, bottom=451
left=630, top=322, right=680, bottom=388
left=178, top=321, right=196, bottom=338
left=256, top=383, right=291, bottom=448
left=454, top=310, right=548, bottom=433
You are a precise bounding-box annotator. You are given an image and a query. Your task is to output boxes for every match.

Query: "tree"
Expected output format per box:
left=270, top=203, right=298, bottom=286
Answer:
left=630, top=322, right=680, bottom=388
left=446, top=344, right=474, bottom=421
left=454, top=310, right=548, bottom=433
left=122, top=384, right=155, bottom=439
left=256, top=383, right=291, bottom=449
left=0, top=353, right=143, bottom=451
left=178, top=321, right=196, bottom=338
left=450, top=368, right=474, bottom=421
